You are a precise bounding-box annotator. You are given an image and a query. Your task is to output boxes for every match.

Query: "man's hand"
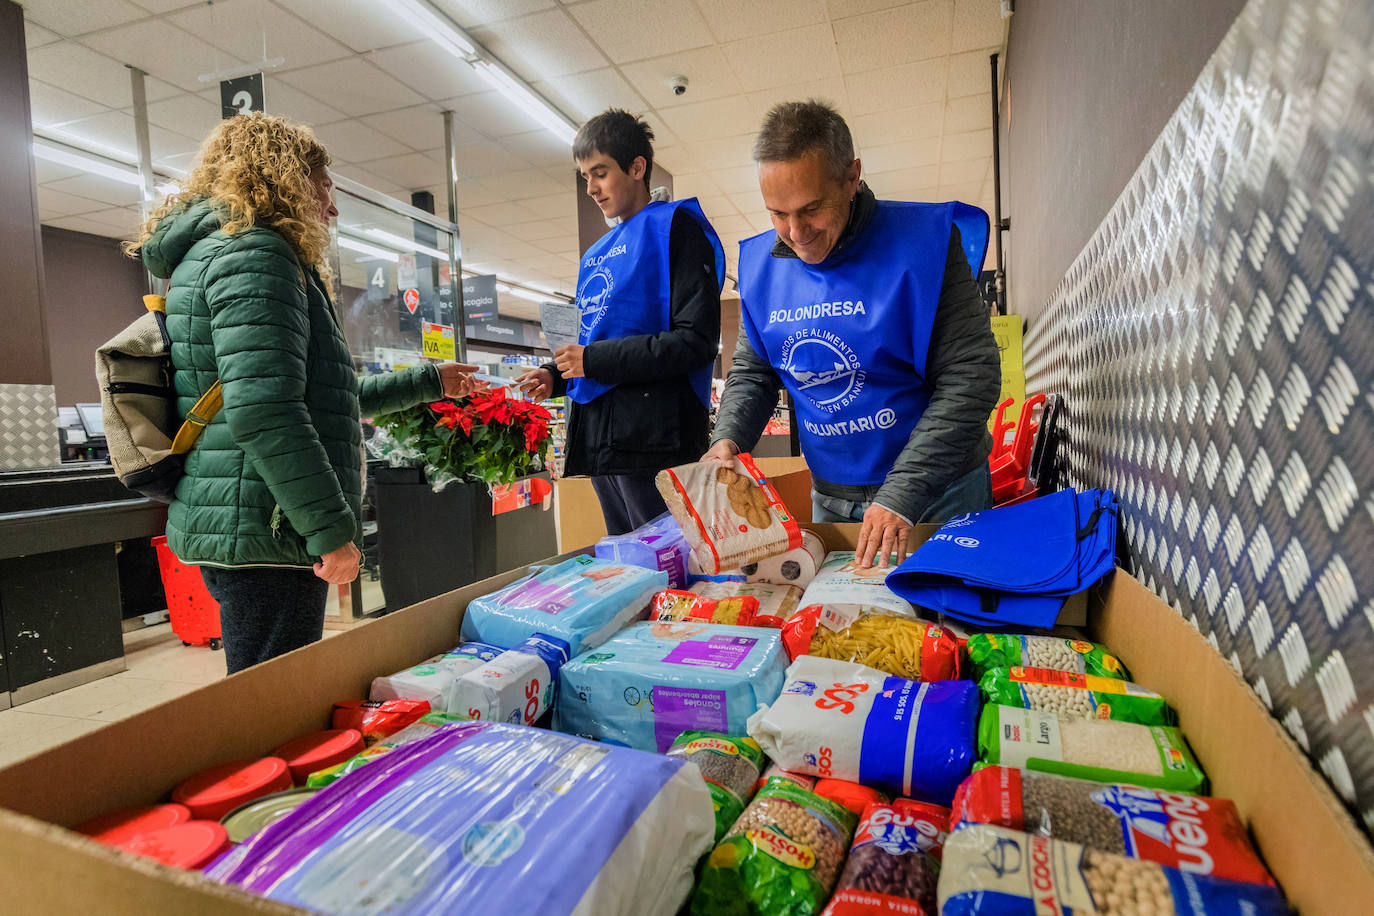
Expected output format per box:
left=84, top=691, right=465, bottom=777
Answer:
left=437, top=362, right=485, bottom=399
left=554, top=344, right=586, bottom=379
left=855, top=503, right=912, bottom=570
left=701, top=439, right=740, bottom=464
left=313, top=542, right=362, bottom=585
left=517, top=367, right=554, bottom=401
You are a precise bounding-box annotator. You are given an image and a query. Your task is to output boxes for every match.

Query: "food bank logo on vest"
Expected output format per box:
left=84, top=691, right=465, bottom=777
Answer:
left=779, top=329, right=866, bottom=413
left=577, top=266, right=615, bottom=335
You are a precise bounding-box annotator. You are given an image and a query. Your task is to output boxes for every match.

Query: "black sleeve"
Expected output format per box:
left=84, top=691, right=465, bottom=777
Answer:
left=711, top=326, right=784, bottom=452
left=580, top=209, right=720, bottom=384
left=540, top=360, right=568, bottom=398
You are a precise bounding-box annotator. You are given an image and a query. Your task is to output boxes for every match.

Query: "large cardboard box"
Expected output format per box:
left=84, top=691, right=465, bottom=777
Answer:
left=2, top=467, right=1372, bottom=914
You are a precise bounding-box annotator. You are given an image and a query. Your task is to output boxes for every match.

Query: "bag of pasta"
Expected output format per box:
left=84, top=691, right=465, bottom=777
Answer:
left=781, top=605, right=962, bottom=681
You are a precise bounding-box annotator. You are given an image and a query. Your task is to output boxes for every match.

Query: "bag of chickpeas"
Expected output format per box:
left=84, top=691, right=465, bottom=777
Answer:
left=691, top=778, right=858, bottom=916
left=978, top=666, right=1175, bottom=726
left=658, top=455, right=804, bottom=575
left=667, top=731, right=766, bottom=843
left=938, top=824, right=1288, bottom=915
left=966, top=633, right=1130, bottom=681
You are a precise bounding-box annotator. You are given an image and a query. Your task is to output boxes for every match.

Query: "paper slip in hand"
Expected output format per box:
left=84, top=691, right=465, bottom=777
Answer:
left=540, top=301, right=580, bottom=351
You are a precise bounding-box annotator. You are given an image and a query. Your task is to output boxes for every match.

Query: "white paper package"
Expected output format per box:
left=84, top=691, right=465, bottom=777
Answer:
left=369, top=642, right=503, bottom=707
left=447, top=633, right=571, bottom=724
left=799, top=551, right=918, bottom=618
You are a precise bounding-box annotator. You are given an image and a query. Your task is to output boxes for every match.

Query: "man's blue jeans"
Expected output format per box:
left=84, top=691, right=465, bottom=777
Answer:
left=811, top=463, right=994, bottom=525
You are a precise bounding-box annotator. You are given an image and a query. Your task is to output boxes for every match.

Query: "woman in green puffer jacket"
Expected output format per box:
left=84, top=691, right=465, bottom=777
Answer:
left=127, top=113, right=481, bottom=674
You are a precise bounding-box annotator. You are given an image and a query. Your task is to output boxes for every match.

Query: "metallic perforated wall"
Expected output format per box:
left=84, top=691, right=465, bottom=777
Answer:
left=1023, top=0, right=1374, bottom=830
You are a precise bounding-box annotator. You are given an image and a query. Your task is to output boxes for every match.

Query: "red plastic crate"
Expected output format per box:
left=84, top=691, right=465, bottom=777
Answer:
left=152, top=536, right=222, bottom=650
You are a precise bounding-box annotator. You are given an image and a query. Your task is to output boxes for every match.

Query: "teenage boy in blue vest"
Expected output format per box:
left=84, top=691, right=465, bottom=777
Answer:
left=518, top=110, right=725, bottom=536
left=706, top=101, right=1000, bottom=569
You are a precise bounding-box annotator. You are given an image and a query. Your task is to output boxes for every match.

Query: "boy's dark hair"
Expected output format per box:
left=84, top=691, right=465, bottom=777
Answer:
left=573, top=109, right=654, bottom=192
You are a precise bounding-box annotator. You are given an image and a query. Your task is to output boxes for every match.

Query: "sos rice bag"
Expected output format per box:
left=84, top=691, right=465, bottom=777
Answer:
left=822, top=798, right=951, bottom=916
left=950, top=767, right=1273, bottom=885
left=747, top=656, right=979, bottom=805
left=369, top=642, right=503, bottom=707
left=966, top=633, right=1129, bottom=681
left=978, top=705, right=1207, bottom=793
left=211, top=723, right=717, bottom=916
left=460, top=555, right=666, bottom=655
left=979, top=666, right=1173, bottom=725
left=447, top=633, right=571, bottom=723
left=668, top=731, right=765, bottom=843
left=596, top=511, right=690, bottom=589
left=691, top=580, right=804, bottom=627
left=657, top=454, right=803, bottom=575
left=938, top=824, right=1287, bottom=916
left=650, top=589, right=760, bottom=626
left=743, top=529, right=827, bottom=587
left=305, top=711, right=464, bottom=787
left=782, top=605, right=962, bottom=681
left=691, top=778, right=859, bottom=916
left=555, top=621, right=787, bottom=753
left=799, top=552, right=918, bottom=619
left=330, top=699, right=431, bottom=745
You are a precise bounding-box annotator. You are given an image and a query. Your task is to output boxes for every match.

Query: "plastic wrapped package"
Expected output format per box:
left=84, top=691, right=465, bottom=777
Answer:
left=690, top=580, right=804, bottom=627
left=331, top=699, right=431, bottom=745
left=742, top=529, right=827, bottom=587
left=798, top=552, right=918, bottom=619
left=667, top=732, right=765, bottom=842
left=966, top=633, right=1129, bottom=681
left=657, top=454, right=803, bottom=575
left=650, top=589, right=759, bottom=626
left=305, top=711, right=465, bottom=787
left=369, top=642, right=502, bottom=707
left=556, top=621, right=788, bottom=752
left=691, top=778, right=859, bottom=916
left=595, top=512, right=690, bottom=589
left=208, top=722, right=717, bottom=916
left=782, top=605, right=961, bottom=681
left=950, top=767, right=1272, bottom=885
left=979, top=705, right=1207, bottom=793
left=459, top=555, right=666, bottom=655
left=978, top=666, right=1174, bottom=725
left=747, top=656, right=979, bottom=805
left=938, top=824, right=1287, bottom=915
left=446, top=633, right=571, bottom=723
left=822, top=798, right=951, bottom=916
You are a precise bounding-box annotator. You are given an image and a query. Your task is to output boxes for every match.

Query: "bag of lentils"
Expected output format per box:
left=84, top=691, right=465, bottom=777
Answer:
left=978, top=666, right=1174, bottom=726
left=822, top=798, right=950, bottom=916
left=950, top=766, right=1274, bottom=885
left=668, top=731, right=765, bottom=842
left=938, top=824, right=1287, bottom=915
left=691, top=778, right=858, bottom=916
left=966, top=634, right=1129, bottom=681
left=979, top=705, right=1206, bottom=793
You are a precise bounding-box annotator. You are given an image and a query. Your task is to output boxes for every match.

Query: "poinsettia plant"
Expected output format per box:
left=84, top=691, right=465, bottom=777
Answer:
left=372, top=386, right=552, bottom=490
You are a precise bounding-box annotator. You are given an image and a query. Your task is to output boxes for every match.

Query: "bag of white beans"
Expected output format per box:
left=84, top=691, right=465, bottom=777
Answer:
left=938, top=824, right=1287, bottom=915
left=967, top=633, right=1130, bottom=681
left=977, top=666, right=1175, bottom=726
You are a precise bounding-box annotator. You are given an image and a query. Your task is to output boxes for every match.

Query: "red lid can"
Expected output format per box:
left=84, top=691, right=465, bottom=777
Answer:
left=271, top=728, right=366, bottom=785
left=814, top=778, right=886, bottom=817
left=119, top=821, right=231, bottom=870
left=76, top=803, right=192, bottom=847
left=172, top=758, right=292, bottom=821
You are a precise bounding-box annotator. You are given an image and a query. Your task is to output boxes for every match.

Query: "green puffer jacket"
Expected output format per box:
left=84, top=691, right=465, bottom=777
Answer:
left=143, top=199, right=442, bottom=569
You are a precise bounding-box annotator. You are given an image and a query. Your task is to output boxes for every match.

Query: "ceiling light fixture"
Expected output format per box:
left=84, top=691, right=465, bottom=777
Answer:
left=497, top=283, right=548, bottom=304
left=470, top=60, right=576, bottom=146
left=33, top=141, right=143, bottom=186
left=339, top=235, right=400, bottom=262
left=378, top=0, right=476, bottom=56
left=363, top=227, right=448, bottom=261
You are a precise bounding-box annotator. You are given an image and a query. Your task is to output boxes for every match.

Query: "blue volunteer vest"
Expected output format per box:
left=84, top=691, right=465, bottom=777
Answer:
left=568, top=198, right=725, bottom=405
left=738, top=200, right=956, bottom=485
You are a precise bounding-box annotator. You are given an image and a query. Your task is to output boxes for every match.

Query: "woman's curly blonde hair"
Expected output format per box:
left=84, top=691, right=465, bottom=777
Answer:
left=126, top=112, right=332, bottom=267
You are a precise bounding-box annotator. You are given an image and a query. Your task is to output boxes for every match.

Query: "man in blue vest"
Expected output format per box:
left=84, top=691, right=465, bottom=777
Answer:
left=518, top=109, right=724, bottom=536
left=706, top=101, right=1000, bottom=568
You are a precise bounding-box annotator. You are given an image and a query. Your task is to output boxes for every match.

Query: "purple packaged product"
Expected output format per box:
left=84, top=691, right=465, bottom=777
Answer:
left=596, top=512, right=690, bottom=590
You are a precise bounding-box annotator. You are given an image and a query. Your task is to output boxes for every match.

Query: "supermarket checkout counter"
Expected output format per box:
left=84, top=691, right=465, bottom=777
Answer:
left=0, top=465, right=167, bottom=708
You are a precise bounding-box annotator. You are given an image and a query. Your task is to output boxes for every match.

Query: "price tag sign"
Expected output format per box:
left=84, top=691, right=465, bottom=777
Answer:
left=818, top=604, right=863, bottom=632
left=221, top=73, right=265, bottom=118
left=421, top=321, right=456, bottom=360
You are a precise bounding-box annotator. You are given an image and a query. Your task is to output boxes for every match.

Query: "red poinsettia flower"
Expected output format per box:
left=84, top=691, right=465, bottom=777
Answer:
left=436, top=415, right=457, bottom=429
left=458, top=410, right=475, bottom=435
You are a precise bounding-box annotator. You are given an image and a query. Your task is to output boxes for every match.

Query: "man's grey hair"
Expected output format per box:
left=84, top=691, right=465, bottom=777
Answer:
left=752, top=99, right=856, bottom=180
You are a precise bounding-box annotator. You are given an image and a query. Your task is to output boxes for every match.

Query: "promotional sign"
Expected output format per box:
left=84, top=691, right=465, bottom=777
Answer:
left=220, top=73, right=265, bottom=118
left=988, top=314, right=1026, bottom=438
left=462, top=273, right=544, bottom=348
left=403, top=288, right=420, bottom=314
left=421, top=321, right=456, bottom=361
left=397, top=253, right=418, bottom=291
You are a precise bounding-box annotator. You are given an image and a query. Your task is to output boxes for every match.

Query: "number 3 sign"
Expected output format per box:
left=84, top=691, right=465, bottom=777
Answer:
left=220, top=73, right=265, bottom=118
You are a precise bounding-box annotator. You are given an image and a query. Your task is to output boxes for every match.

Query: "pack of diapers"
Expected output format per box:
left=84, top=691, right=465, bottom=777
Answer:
left=369, top=642, right=503, bottom=708
left=595, top=512, right=690, bottom=589
left=555, top=621, right=787, bottom=753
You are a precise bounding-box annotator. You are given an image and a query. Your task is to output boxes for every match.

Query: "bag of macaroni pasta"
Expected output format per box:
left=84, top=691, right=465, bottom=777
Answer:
left=657, top=454, right=803, bottom=575
left=966, top=633, right=1129, bottom=681
left=979, top=704, right=1206, bottom=793
left=747, top=656, right=979, bottom=805
left=782, top=605, right=961, bottom=681
left=937, top=824, right=1287, bottom=915
left=690, top=778, right=859, bottom=916
left=667, top=731, right=765, bottom=842
left=210, top=723, right=717, bottom=916
left=978, top=666, right=1174, bottom=725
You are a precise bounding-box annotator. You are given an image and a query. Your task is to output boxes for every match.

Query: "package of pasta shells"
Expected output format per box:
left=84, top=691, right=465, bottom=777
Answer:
left=656, top=454, right=804, bottom=575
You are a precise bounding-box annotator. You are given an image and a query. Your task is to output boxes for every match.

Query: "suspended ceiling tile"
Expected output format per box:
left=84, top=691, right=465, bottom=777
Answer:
left=452, top=179, right=510, bottom=209
left=746, top=79, right=852, bottom=120
left=658, top=96, right=758, bottom=143
left=44, top=214, right=128, bottom=237
left=936, top=179, right=982, bottom=201
left=469, top=8, right=607, bottom=83
left=950, top=0, right=1006, bottom=54
left=42, top=173, right=140, bottom=208
left=827, top=0, right=911, bottom=17
left=833, top=1, right=953, bottom=75
left=153, top=150, right=199, bottom=174
left=44, top=109, right=141, bottom=158
left=844, top=57, right=948, bottom=115
left=365, top=106, right=480, bottom=152
left=851, top=101, right=944, bottom=147
left=356, top=152, right=446, bottom=190
left=938, top=156, right=990, bottom=185
left=331, top=163, right=406, bottom=195
left=747, top=212, right=773, bottom=232
left=169, top=0, right=352, bottom=71
left=708, top=212, right=754, bottom=236
left=529, top=68, right=647, bottom=123
left=27, top=79, right=112, bottom=128
left=313, top=119, right=415, bottom=161
left=462, top=200, right=544, bottom=225
left=497, top=129, right=574, bottom=171
left=944, top=93, right=991, bottom=133
left=252, top=78, right=348, bottom=126
left=638, top=112, right=683, bottom=149
left=694, top=0, right=828, bottom=42
left=671, top=172, right=724, bottom=200
left=477, top=168, right=568, bottom=202
left=20, top=0, right=148, bottom=36
left=148, top=125, right=204, bottom=160
left=35, top=185, right=107, bottom=218
left=567, top=0, right=715, bottom=64
left=503, top=219, right=569, bottom=243
left=620, top=46, right=741, bottom=110
left=370, top=40, right=489, bottom=101
left=864, top=163, right=939, bottom=193
left=27, top=41, right=176, bottom=109
left=23, top=20, right=62, bottom=48
left=723, top=24, right=843, bottom=93
left=442, top=91, right=541, bottom=139
left=947, top=48, right=997, bottom=98
left=142, top=92, right=221, bottom=141
left=713, top=163, right=761, bottom=194
left=727, top=187, right=766, bottom=217
left=431, top=0, right=557, bottom=28
left=80, top=20, right=247, bottom=92
left=272, top=0, right=427, bottom=53
left=675, top=134, right=757, bottom=174
left=695, top=194, right=737, bottom=218
left=74, top=205, right=142, bottom=232
left=278, top=59, right=424, bottom=117
left=862, top=136, right=941, bottom=173
left=448, top=139, right=530, bottom=181
left=940, top=127, right=991, bottom=161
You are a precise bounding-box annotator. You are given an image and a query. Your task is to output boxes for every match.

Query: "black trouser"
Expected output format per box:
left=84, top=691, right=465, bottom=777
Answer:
left=200, top=566, right=328, bottom=675
left=591, top=473, right=669, bottom=536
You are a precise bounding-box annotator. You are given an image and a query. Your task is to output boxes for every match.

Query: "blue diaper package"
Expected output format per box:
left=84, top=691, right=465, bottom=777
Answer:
left=460, top=555, right=666, bottom=655
left=555, top=621, right=787, bottom=753
left=595, top=512, right=690, bottom=589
